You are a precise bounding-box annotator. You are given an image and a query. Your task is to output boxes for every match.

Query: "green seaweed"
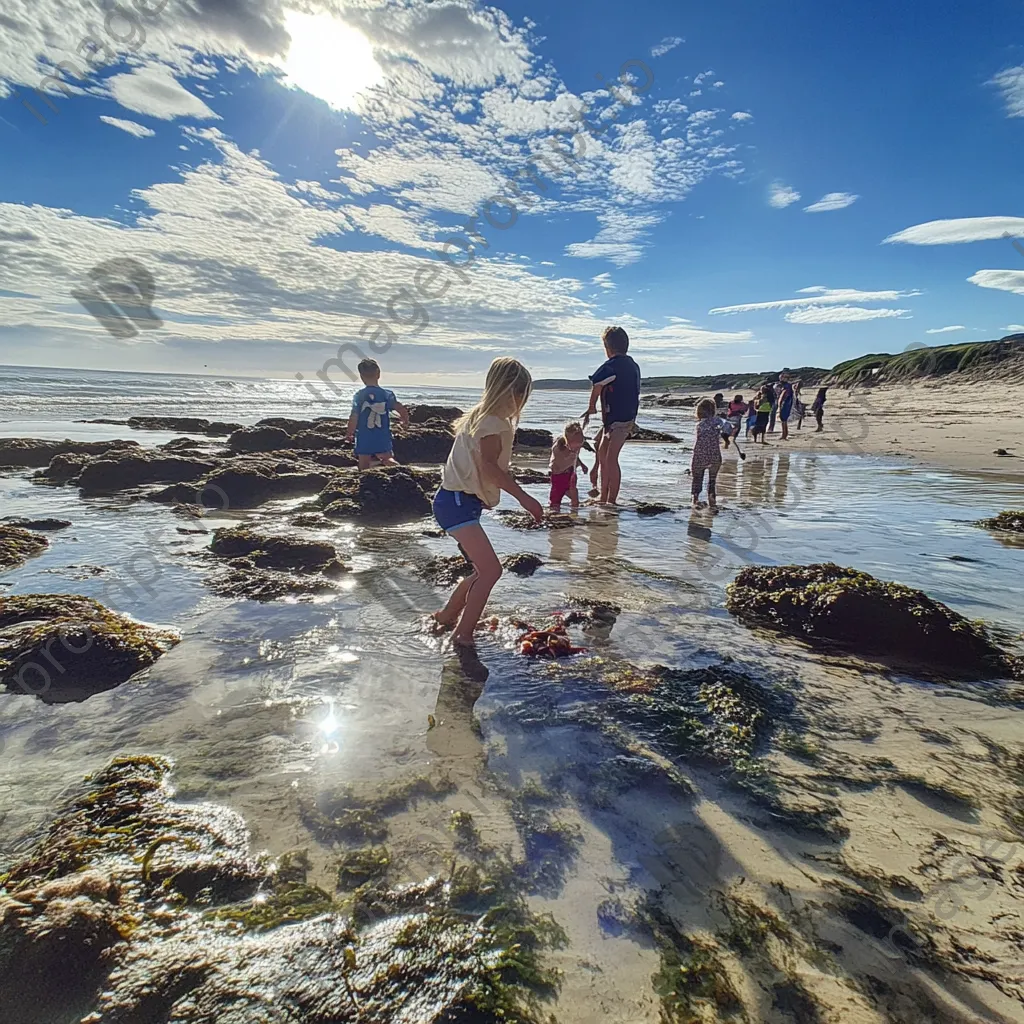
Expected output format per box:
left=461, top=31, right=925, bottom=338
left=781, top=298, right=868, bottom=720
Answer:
left=0, top=756, right=567, bottom=1024
left=336, top=846, right=392, bottom=891
left=301, top=773, right=457, bottom=843
left=0, top=526, right=48, bottom=571
left=726, top=562, right=1021, bottom=681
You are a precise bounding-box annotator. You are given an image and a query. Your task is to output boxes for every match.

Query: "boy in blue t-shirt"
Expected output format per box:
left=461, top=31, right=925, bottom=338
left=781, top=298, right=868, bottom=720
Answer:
left=345, top=358, right=410, bottom=470
left=582, top=325, right=641, bottom=505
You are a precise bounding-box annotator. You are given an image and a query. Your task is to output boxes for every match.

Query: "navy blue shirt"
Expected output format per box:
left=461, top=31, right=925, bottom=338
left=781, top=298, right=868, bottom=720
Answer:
left=590, top=354, right=641, bottom=426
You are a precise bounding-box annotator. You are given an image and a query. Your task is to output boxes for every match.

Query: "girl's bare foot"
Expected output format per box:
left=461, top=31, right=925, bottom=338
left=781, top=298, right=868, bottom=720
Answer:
left=427, top=612, right=456, bottom=633
left=451, top=632, right=477, bottom=648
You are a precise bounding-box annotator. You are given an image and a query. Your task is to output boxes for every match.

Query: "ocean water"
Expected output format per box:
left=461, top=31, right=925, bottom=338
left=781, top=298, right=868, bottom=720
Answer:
left=2, top=364, right=1024, bottom=1022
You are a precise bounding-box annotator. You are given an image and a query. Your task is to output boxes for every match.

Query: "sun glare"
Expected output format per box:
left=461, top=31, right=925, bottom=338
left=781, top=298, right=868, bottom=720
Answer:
left=279, top=10, right=383, bottom=110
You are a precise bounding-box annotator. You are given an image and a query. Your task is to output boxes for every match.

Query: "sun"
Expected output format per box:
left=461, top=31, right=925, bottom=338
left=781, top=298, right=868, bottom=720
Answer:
left=278, top=10, right=383, bottom=111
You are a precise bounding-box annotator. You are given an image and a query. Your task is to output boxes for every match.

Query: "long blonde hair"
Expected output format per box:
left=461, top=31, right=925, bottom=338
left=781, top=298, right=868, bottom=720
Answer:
left=455, top=358, right=533, bottom=435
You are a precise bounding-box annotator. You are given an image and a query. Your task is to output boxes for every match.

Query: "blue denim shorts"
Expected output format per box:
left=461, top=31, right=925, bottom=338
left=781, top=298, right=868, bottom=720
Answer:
left=433, top=488, right=484, bottom=533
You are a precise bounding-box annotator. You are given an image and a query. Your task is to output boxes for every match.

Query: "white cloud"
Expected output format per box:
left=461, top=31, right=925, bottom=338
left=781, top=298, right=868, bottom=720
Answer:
left=925, top=325, right=966, bottom=334
left=592, top=272, right=615, bottom=290
left=968, top=270, right=1024, bottom=296
left=1005, top=324, right=1024, bottom=332
left=990, top=66, right=1024, bottom=117
left=769, top=182, right=801, bottom=208
left=651, top=36, right=684, bottom=58
left=883, top=217, right=1024, bottom=245
left=107, top=65, right=219, bottom=121
left=710, top=286, right=918, bottom=316
left=804, top=191, right=858, bottom=213
left=694, top=70, right=716, bottom=86
left=730, top=111, right=753, bottom=122
left=784, top=305, right=909, bottom=324
left=687, top=109, right=721, bottom=126
left=99, top=116, right=155, bottom=138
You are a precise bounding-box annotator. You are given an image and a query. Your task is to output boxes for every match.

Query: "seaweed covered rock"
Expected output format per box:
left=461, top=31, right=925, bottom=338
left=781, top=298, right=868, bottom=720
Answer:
left=2, top=517, right=71, bottom=531
left=726, top=563, right=1021, bottom=680
left=514, top=427, right=553, bottom=449
left=0, top=526, right=48, bottom=570
left=206, top=527, right=348, bottom=601
left=391, top=424, right=454, bottom=464
left=319, top=465, right=433, bottom=522
left=635, top=502, right=674, bottom=516
left=77, top=452, right=217, bottom=492
left=629, top=425, right=680, bottom=442
left=126, top=415, right=242, bottom=435
left=408, top=404, right=463, bottom=425
left=0, top=595, right=179, bottom=702
left=0, top=437, right=139, bottom=469
left=0, top=756, right=563, bottom=1024
left=494, top=510, right=577, bottom=531
left=166, top=460, right=332, bottom=509
left=420, top=552, right=543, bottom=586
left=227, top=424, right=292, bottom=452
left=978, top=510, right=1024, bottom=533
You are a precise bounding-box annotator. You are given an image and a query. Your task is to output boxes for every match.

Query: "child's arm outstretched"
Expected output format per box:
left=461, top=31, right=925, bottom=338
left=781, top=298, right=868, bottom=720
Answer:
left=344, top=411, right=358, bottom=442
left=581, top=382, right=605, bottom=427
left=392, top=400, right=410, bottom=429
left=479, top=434, right=543, bottom=522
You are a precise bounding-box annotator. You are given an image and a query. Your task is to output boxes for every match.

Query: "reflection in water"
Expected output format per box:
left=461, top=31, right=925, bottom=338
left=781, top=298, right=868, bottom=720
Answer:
left=426, top=655, right=487, bottom=768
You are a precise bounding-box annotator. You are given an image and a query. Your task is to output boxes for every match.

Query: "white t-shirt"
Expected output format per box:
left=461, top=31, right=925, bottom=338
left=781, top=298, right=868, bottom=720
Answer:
left=441, top=414, right=513, bottom=507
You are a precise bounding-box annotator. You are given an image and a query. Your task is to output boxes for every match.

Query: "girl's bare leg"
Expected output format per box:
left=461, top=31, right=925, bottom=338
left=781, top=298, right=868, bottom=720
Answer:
left=433, top=571, right=476, bottom=628
left=376, top=452, right=397, bottom=466
left=357, top=455, right=373, bottom=471
left=437, top=525, right=502, bottom=645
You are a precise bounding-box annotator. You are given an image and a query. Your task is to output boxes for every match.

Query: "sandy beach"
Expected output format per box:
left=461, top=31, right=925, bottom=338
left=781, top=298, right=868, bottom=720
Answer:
left=649, top=380, right=1024, bottom=479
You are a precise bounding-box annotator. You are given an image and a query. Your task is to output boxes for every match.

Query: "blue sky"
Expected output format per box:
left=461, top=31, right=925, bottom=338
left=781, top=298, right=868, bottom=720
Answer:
left=1, top=0, right=1022, bottom=383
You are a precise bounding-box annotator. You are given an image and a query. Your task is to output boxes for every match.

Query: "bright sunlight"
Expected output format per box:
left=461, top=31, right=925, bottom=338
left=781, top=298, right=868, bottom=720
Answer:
left=278, top=9, right=383, bottom=110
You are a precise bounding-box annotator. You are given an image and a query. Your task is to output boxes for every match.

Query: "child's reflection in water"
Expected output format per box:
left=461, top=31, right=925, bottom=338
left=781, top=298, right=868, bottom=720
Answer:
left=427, top=651, right=488, bottom=767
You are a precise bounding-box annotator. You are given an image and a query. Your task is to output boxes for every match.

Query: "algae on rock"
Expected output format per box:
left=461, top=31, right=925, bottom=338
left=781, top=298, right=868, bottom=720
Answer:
left=0, top=525, right=48, bottom=570
left=0, top=756, right=566, bottom=1024
left=726, top=562, right=1021, bottom=681
left=0, top=595, right=180, bottom=702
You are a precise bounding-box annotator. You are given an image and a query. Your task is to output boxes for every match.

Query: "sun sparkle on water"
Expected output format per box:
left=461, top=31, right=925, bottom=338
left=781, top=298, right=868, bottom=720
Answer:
left=278, top=10, right=383, bottom=110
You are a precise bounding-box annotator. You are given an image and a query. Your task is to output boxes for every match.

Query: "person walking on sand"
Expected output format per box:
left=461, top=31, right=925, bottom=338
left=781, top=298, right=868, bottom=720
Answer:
left=793, top=380, right=807, bottom=430
left=583, top=325, right=641, bottom=506
left=691, top=398, right=724, bottom=512
left=430, top=358, right=543, bottom=647
left=752, top=389, right=773, bottom=444
left=811, top=386, right=828, bottom=432
left=345, top=358, right=410, bottom=470
left=777, top=372, right=795, bottom=440
left=727, top=394, right=747, bottom=443
left=745, top=388, right=760, bottom=438
left=549, top=422, right=591, bottom=510
left=765, top=378, right=779, bottom=433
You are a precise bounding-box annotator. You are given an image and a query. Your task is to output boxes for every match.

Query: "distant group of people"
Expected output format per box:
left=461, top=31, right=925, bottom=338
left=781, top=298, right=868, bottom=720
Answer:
left=343, top=330, right=829, bottom=647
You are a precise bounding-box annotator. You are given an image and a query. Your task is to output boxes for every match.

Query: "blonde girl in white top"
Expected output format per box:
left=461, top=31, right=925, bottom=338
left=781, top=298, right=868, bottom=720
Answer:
left=431, top=358, right=543, bottom=645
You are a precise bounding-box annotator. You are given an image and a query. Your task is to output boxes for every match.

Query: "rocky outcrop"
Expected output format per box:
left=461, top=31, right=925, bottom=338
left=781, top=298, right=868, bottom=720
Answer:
left=126, top=415, right=242, bottom=435
left=978, top=510, right=1024, bottom=533
left=0, top=437, right=139, bottom=469
left=726, top=563, right=1021, bottom=681
left=319, top=465, right=435, bottom=522
left=514, top=427, right=554, bottom=448
left=408, top=404, right=463, bottom=425
left=629, top=425, right=680, bottom=442
left=635, top=502, right=674, bottom=516
left=206, top=527, right=348, bottom=601
left=391, top=424, right=453, bottom=464
left=0, top=594, right=179, bottom=702
left=640, top=394, right=699, bottom=408
left=157, top=459, right=332, bottom=509
left=0, top=526, right=48, bottom=570
left=77, top=452, right=217, bottom=492
left=0, top=756, right=562, bottom=1024
left=2, top=517, right=71, bottom=531
left=420, top=551, right=543, bottom=586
